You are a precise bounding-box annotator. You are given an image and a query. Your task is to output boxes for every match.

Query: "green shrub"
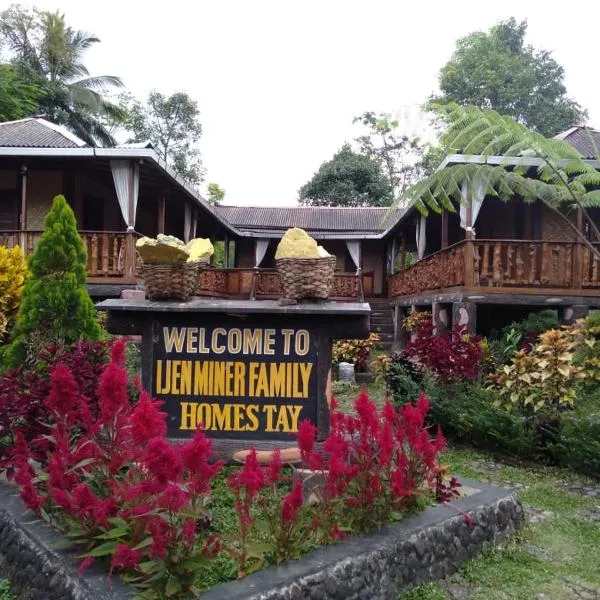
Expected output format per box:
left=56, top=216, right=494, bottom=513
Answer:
left=6, top=195, right=101, bottom=366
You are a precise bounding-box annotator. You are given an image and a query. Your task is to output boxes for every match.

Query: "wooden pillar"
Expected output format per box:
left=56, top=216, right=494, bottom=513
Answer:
left=158, top=193, right=166, bottom=234
left=398, top=236, right=406, bottom=270
left=572, top=207, right=583, bottom=289
left=223, top=233, right=230, bottom=268
left=441, top=209, right=449, bottom=249
left=19, top=165, right=27, bottom=251
left=390, top=237, right=397, bottom=275
left=393, top=305, right=408, bottom=348
left=124, top=161, right=137, bottom=281
left=463, top=182, right=475, bottom=286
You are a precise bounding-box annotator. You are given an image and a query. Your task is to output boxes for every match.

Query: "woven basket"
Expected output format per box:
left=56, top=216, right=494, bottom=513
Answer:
left=276, top=256, right=336, bottom=300
left=141, top=261, right=203, bottom=301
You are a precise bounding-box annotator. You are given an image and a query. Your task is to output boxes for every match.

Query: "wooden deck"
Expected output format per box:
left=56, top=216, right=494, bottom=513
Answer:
left=388, top=239, right=600, bottom=299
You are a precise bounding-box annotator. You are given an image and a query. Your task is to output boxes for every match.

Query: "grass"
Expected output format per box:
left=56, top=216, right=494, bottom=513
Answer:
left=399, top=446, right=600, bottom=600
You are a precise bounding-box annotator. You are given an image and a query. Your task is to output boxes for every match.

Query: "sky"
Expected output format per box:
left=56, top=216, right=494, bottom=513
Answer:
left=6, top=0, right=600, bottom=205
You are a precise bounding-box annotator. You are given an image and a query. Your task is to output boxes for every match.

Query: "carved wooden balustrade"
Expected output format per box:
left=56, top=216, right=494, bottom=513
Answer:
left=388, top=239, right=600, bottom=298
left=388, top=242, right=466, bottom=296
left=196, top=268, right=369, bottom=299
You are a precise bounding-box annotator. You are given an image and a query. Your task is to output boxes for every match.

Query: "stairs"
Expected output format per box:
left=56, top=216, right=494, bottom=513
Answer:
left=368, top=298, right=394, bottom=351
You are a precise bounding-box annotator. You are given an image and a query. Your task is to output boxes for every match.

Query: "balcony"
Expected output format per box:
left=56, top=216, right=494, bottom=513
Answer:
left=388, top=239, right=600, bottom=298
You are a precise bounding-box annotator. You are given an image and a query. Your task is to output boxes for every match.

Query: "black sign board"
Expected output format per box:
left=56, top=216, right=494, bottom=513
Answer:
left=153, top=317, right=319, bottom=440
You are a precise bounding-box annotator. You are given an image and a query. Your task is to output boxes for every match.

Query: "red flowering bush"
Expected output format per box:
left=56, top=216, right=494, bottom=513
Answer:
left=403, top=320, right=482, bottom=382
left=0, top=340, right=110, bottom=474
left=298, top=390, right=449, bottom=536
left=13, top=339, right=223, bottom=599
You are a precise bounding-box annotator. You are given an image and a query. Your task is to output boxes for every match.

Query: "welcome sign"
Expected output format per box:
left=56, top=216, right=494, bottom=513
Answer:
left=153, top=320, right=318, bottom=440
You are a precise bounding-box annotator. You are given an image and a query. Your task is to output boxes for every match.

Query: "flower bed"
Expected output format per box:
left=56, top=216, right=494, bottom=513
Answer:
left=0, top=338, right=471, bottom=598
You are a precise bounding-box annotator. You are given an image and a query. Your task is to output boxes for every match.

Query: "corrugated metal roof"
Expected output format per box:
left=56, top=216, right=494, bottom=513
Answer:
left=554, top=126, right=600, bottom=159
left=0, top=118, right=87, bottom=148
left=214, top=206, right=399, bottom=235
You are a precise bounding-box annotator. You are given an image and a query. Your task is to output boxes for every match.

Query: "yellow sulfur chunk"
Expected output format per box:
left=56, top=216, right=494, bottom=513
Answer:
left=275, top=228, right=320, bottom=259
left=136, top=236, right=189, bottom=264
left=317, top=245, right=331, bottom=257
left=185, top=238, right=214, bottom=262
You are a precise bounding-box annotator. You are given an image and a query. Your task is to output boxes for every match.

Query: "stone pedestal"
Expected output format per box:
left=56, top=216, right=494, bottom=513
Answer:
left=432, top=302, right=450, bottom=335
left=97, top=298, right=370, bottom=457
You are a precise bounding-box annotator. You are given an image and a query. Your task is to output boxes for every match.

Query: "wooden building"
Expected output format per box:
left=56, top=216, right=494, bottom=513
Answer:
left=1, top=117, right=599, bottom=342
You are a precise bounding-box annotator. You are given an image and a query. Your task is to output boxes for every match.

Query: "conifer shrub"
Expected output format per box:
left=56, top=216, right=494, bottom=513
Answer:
left=7, top=195, right=101, bottom=366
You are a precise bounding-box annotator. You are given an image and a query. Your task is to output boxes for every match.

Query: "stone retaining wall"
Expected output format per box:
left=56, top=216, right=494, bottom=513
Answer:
left=0, top=479, right=523, bottom=600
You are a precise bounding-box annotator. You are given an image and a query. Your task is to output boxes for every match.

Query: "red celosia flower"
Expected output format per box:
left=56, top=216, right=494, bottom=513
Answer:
left=266, top=448, right=282, bottom=485
left=159, top=483, right=189, bottom=512
left=110, top=338, right=127, bottom=367
left=130, top=391, right=167, bottom=445
left=111, top=543, right=141, bottom=571
left=46, top=363, right=80, bottom=421
left=148, top=516, right=171, bottom=559
left=142, top=438, right=183, bottom=484
left=183, top=519, right=197, bottom=546
left=50, top=486, right=72, bottom=510
left=180, top=427, right=213, bottom=474
left=355, top=390, right=379, bottom=434
left=97, top=360, right=130, bottom=422
left=227, top=449, right=264, bottom=499
left=297, top=420, right=317, bottom=458
left=281, top=478, right=304, bottom=523
left=78, top=556, right=94, bottom=574
left=20, top=481, right=43, bottom=511
left=381, top=400, right=397, bottom=423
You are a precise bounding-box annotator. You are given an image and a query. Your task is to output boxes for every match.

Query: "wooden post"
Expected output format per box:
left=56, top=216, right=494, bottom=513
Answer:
left=223, top=233, right=230, bottom=268
left=572, top=207, right=583, bottom=289
left=19, top=165, right=27, bottom=252
left=124, top=161, right=137, bottom=281
left=399, top=236, right=406, bottom=270
left=463, top=182, right=475, bottom=286
left=441, top=208, right=449, bottom=249
left=390, top=237, right=397, bottom=274
left=158, top=192, right=166, bottom=234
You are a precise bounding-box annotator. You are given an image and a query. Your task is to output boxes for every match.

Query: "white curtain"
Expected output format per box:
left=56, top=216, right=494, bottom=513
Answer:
left=255, top=239, right=269, bottom=267
left=346, top=240, right=361, bottom=271
left=416, top=214, right=427, bottom=259
left=110, top=160, right=139, bottom=231
left=460, top=180, right=485, bottom=237
left=184, top=204, right=192, bottom=242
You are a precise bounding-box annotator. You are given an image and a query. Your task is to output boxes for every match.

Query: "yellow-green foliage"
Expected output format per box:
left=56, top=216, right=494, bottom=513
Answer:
left=332, top=333, right=380, bottom=366
left=0, top=246, right=28, bottom=342
left=402, top=310, right=431, bottom=333
left=488, top=325, right=585, bottom=413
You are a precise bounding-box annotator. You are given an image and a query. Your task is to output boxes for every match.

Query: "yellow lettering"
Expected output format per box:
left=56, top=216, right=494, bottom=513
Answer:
left=264, top=329, right=275, bottom=355
left=180, top=402, right=197, bottom=430
left=263, top=405, right=277, bottom=432
left=234, top=362, right=245, bottom=396
left=186, top=327, right=198, bottom=353
left=161, top=360, right=171, bottom=394
left=155, top=359, right=163, bottom=394
left=295, top=330, right=309, bottom=356
left=197, top=403, right=210, bottom=429
left=214, top=362, right=225, bottom=396
left=269, top=362, right=285, bottom=397
left=293, top=363, right=303, bottom=398
left=287, top=405, right=303, bottom=432
left=286, top=363, right=292, bottom=397
left=256, top=363, right=269, bottom=397
left=249, top=362, right=259, bottom=397
left=275, top=405, right=291, bottom=432
left=171, top=360, right=180, bottom=395
left=212, top=404, right=231, bottom=431
left=180, top=360, right=192, bottom=394
left=299, top=363, right=313, bottom=398
left=246, top=404, right=259, bottom=431
left=163, top=327, right=186, bottom=353
left=281, top=329, right=294, bottom=355
left=212, top=328, right=226, bottom=354
left=225, top=362, right=234, bottom=396
left=233, top=404, right=245, bottom=431
left=194, top=361, right=210, bottom=395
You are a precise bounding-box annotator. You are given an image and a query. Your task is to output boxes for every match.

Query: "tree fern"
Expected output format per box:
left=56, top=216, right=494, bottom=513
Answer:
left=400, top=104, right=600, bottom=257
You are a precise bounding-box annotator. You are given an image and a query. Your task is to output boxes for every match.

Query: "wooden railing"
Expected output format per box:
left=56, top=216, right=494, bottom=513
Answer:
left=0, top=230, right=138, bottom=282
left=388, top=239, right=600, bottom=297
left=388, top=242, right=466, bottom=296
left=197, top=268, right=373, bottom=299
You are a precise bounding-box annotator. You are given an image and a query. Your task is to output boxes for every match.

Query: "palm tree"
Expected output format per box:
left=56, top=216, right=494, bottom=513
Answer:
left=401, top=104, right=600, bottom=259
left=0, top=5, right=123, bottom=146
